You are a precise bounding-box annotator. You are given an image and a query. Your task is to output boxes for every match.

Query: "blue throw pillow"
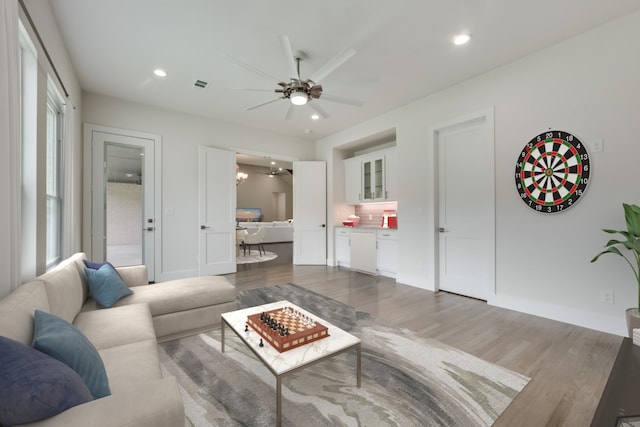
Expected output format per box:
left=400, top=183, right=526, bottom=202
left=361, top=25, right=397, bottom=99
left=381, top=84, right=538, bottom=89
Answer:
left=85, top=263, right=133, bottom=307
left=83, top=259, right=119, bottom=274
left=32, top=310, right=111, bottom=399
left=0, top=336, right=93, bottom=426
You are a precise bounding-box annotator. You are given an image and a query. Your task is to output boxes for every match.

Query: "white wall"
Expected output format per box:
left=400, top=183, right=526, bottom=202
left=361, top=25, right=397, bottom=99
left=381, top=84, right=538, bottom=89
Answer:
left=318, top=11, right=640, bottom=336
left=82, top=93, right=314, bottom=279
left=0, top=1, right=21, bottom=299
left=236, top=164, right=293, bottom=221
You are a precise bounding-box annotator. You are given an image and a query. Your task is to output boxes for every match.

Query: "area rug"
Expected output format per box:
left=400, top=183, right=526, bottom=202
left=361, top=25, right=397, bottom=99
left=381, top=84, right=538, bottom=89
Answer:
left=159, top=284, right=529, bottom=427
left=236, top=250, right=278, bottom=265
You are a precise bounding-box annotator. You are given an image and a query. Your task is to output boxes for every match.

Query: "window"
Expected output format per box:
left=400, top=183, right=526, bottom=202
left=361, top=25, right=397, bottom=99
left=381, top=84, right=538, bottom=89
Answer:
left=46, top=91, right=64, bottom=268
left=19, top=20, right=68, bottom=276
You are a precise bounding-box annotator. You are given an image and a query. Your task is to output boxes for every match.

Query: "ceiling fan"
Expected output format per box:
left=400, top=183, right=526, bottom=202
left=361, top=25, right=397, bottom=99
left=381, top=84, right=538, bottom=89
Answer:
left=256, top=166, right=291, bottom=177
left=225, top=35, right=362, bottom=120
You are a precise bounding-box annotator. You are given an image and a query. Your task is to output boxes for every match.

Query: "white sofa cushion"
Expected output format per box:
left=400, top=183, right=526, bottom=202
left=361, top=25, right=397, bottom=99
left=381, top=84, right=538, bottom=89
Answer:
left=99, top=340, right=162, bottom=393
left=73, top=304, right=156, bottom=351
left=0, top=281, right=50, bottom=345
left=39, top=254, right=88, bottom=324
left=81, top=276, right=236, bottom=317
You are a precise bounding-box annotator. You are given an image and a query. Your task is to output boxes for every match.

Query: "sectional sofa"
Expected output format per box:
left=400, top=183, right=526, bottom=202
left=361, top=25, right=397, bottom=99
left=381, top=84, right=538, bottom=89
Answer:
left=0, top=252, right=237, bottom=426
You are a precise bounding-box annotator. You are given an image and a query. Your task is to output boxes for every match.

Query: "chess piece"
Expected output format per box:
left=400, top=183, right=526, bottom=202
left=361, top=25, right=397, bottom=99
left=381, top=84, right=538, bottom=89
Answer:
left=244, top=324, right=249, bottom=332
left=259, top=338, right=264, bottom=347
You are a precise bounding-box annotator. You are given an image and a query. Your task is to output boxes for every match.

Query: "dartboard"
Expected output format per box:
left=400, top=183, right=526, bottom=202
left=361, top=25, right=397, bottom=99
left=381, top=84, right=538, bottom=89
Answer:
left=515, top=130, right=590, bottom=214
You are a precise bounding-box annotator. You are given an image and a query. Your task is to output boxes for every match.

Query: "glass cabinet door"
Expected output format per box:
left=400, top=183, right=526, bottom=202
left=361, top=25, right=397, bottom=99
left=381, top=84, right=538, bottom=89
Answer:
left=374, top=158, right=384, bottom=199
left=363, top=160, right=372, bottom=200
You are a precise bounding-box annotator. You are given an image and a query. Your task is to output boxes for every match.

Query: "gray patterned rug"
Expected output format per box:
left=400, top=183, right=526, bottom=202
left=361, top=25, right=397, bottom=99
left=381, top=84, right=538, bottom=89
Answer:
left=159, top=284, right=529, bottom=426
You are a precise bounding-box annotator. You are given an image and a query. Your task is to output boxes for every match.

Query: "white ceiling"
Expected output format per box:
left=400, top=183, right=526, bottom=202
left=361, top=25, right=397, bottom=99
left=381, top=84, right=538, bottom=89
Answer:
left=48, top=0, right=640, bottom=141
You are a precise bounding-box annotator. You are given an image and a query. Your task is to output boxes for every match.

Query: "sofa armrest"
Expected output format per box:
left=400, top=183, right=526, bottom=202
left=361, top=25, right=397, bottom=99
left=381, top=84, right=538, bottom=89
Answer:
left=115, top=265, right=149, bottom=287
left=23, top=377, right=184, bottom=427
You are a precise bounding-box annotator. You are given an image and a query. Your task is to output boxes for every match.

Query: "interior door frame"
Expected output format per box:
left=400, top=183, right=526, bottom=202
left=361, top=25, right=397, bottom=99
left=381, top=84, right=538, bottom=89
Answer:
left=433, top=108, right=495, bottom=300
left=83, top=124, right=162, bottom=280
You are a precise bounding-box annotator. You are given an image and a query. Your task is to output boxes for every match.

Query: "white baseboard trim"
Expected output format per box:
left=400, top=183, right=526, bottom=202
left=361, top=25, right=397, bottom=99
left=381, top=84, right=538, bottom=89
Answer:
left=489, top=293, right=626, bottom=337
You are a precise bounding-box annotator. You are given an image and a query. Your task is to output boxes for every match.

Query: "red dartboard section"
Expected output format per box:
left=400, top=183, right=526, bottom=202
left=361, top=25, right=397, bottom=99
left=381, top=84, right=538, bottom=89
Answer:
left=515, top=130, right=590, bottom=214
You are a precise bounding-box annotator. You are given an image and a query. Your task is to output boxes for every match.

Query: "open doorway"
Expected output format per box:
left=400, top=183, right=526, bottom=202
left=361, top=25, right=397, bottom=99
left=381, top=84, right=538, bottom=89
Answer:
left=235, top=153, right=294, bottom=267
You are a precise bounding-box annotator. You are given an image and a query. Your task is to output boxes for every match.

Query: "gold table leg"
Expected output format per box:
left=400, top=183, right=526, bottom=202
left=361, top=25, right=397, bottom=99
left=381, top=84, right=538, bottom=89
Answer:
left=356, top=342, right=362, bottom=388
left=221, top=317, right=226, bottom=353
left=276, top=376, right=282, bottom=427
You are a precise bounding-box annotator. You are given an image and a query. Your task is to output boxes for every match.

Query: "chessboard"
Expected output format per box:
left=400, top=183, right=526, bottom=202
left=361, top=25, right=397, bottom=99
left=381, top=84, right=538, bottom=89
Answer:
left=246, top=306, right=329, bottom=353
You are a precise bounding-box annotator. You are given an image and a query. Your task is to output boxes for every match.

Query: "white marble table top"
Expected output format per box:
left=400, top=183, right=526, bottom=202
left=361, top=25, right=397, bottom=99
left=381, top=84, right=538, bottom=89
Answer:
left=221, top=300, right=361, bottom=376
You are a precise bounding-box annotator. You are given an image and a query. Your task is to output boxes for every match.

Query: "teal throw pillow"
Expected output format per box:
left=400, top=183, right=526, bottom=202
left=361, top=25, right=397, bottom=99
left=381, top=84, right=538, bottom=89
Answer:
left=85, top=262, right=132, bottom=307
left=32, top=310, right=111, bottom=399
left=0, top=336, right=93, bottom=425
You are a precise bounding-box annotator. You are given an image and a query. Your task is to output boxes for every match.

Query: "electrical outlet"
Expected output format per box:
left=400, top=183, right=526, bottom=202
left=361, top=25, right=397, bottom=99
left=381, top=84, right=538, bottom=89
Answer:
left=600, top=290, right=615, bottom=304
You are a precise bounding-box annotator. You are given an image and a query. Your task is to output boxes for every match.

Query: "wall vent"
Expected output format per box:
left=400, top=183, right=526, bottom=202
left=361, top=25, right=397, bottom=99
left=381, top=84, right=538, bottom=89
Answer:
left=194, top=79, right=208, bottom=89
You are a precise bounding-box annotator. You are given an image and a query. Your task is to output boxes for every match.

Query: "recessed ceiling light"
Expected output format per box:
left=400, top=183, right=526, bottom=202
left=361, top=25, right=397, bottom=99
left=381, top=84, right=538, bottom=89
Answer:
left=153, top=69, right=167, bottom=77
left=311, top=114, right=320, bottom=120
left=270, top=161, right=276, bottom=165
left=453, top=34, right=471, bottom=45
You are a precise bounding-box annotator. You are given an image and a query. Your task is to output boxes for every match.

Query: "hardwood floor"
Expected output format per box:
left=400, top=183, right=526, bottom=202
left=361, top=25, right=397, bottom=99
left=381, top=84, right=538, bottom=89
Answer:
left=227, top=243, right=621, bottom=426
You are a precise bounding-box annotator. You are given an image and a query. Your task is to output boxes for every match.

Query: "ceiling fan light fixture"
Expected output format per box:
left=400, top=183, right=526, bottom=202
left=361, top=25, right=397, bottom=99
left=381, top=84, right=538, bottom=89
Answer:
left=290, top=91, right=308, bottom=105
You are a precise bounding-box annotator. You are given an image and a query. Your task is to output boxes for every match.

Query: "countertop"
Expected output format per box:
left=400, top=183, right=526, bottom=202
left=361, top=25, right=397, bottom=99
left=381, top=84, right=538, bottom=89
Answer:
left=335, top=226, right=398, bottom=231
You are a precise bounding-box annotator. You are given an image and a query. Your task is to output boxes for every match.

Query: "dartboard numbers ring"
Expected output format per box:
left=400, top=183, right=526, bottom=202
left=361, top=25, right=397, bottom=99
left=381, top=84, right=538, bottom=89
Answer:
left=515, top=130, right=590, bottom=214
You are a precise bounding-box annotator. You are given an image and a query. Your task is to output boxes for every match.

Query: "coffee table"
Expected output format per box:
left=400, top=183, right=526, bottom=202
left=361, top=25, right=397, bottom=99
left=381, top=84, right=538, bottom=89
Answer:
left=221, top=300, right=361, bottom=427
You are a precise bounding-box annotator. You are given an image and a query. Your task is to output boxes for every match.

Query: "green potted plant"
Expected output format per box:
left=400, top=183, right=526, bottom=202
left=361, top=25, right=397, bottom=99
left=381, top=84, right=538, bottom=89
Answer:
left=591, top=203, right=640, bottom=337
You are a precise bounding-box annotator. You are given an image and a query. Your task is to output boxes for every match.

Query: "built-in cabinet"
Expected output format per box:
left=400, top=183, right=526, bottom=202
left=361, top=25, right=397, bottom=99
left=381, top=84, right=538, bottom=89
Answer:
left=335, top=227, right=351, bottom=268
left=344, top=147, right=396, bottom=204
left=376, top=229, right=397, bottom=278
left=350, top=229, right=377, bottom=274
left=334, top=227, right=397, bottom=278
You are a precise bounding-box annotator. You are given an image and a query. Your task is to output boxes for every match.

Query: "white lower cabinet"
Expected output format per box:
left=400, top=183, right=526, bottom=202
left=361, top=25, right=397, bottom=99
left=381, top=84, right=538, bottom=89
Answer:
left=335, top=228, right=351, bottom=267
left=350, top=229, right=377, bottom=275
left=335, top=227, right=398, bottom=278
left=376, top=229, right=397, bottom=278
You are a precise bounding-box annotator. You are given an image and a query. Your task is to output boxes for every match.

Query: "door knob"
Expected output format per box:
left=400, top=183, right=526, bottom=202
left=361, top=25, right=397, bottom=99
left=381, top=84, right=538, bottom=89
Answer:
left=144, top=226, right=154, bottom=231
left=200, top=225, right=210, bottom=230
left=438, top=227, right=448, bottom=232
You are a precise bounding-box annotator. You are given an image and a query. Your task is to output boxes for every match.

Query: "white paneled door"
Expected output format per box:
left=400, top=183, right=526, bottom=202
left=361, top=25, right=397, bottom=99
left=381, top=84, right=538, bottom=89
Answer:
left=198, top=146, right=236, bottom=276
left=293, top=161, right=327, bottom=265
left=437, top=110, right=495, bottom=300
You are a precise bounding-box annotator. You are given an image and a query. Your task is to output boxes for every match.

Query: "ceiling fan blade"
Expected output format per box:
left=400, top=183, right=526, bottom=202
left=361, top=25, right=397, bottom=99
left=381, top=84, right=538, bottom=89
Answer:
left=309, top=102, right=329, bottom=119
left=284, top=104, right=295, bottom=120
left=319, top=93, right=363, bottom=107
left=223, top=54, right=281, bottom=83
left=308, top=47, right=356, bottom=84
left=279, top=35, right=299, bottom=80
left=246, top=97, right=283, bottom=111
left=231, top=88, right=275, bottom=92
